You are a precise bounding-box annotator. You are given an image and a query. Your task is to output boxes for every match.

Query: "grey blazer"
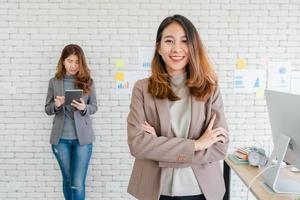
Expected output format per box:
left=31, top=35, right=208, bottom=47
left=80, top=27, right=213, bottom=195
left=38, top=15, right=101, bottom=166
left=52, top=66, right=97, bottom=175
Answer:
left=127, top=78, right=229, bottom=200
left=45, top=77, right=97, bottom=145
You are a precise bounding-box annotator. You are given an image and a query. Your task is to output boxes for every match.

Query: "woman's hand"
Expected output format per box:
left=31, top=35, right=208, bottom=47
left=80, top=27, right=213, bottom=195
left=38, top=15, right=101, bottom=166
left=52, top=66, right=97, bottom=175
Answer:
left=54, top=96, right=65, bottom=108
left=141, top=121, right=157, bottom=137
left=194, top=114, right=228, bottom=151
left=71, top=98, right=86, bottom=111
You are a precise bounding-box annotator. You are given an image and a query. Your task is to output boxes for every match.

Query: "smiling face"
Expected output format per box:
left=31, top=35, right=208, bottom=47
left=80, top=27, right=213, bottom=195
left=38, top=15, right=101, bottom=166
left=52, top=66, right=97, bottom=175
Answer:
left=63, top=54, right=79, bottom=76
left=158, top=22, right=189, bottom=76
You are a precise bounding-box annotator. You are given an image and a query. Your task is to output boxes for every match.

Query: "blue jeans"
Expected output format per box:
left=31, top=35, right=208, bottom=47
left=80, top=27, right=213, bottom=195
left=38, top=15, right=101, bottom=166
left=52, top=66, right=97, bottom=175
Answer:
left=52, top=139, right=92, bottom=200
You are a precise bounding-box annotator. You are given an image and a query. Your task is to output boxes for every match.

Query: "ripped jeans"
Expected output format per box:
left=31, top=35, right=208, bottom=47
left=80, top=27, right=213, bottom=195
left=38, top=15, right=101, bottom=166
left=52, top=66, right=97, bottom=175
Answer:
left=52, top=139, right=92, bottom=200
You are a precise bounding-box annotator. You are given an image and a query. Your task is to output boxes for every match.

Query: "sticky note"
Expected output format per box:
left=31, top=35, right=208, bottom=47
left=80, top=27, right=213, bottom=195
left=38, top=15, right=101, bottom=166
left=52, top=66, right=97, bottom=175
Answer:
left=260, top=56, right=270, bottom=66
left=256, top=89, right=264, bottom=98
left=115, top=72, right=124, bottom=81
left=115, top=59, right=124, bottom=68
left=236, top=58, right=247, bottom=69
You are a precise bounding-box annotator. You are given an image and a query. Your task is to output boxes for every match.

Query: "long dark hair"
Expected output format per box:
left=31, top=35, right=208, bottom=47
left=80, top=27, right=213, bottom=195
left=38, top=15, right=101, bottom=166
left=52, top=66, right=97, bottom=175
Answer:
left=148, top=14, right=218, bottom=101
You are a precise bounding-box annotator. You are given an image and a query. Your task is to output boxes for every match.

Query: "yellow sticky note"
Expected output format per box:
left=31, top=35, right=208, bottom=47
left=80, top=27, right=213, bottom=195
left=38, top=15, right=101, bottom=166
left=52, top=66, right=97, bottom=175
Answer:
left=115, top=59, right=124, bottom=68
left=236, top=58, right=247, bottom=69
left=115, top=72, right=125, bottom=81
left=256, top=89, right=264, bottom=98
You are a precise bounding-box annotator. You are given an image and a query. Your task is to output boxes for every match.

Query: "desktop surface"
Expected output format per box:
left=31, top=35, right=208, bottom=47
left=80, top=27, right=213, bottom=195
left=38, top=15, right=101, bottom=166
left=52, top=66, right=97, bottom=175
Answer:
left=225, top=156, right=300, bottom=200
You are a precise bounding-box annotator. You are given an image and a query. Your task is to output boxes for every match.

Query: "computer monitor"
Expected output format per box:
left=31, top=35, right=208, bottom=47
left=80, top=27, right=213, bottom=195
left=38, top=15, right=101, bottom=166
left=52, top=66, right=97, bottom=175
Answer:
left=264, top=89, right=300, bottom=194
left=265, top=90, right=300, bottom=168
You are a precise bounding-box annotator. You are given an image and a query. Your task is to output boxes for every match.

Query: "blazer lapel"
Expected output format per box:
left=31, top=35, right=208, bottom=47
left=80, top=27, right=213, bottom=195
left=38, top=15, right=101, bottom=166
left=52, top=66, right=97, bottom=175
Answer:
left=154, top=98, right=173, bottom=137
left=54, top=78, right=64, bottom=96
left=187, top=96, right=201, bottom=139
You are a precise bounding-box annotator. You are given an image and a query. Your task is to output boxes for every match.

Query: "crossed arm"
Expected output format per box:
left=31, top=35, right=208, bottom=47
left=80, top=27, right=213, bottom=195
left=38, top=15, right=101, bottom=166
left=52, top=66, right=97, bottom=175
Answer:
left=127, top=80, right=229, bottom=166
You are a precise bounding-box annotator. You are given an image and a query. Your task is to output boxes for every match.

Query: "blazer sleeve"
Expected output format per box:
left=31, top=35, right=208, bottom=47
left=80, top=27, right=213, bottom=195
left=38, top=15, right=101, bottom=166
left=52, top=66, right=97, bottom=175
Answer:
left=159, top=87, right=229, bottom=168
left=45, top=78, right=63, bottom=116
left=127, top=80, right=195, bottom=163
left=81, top=81, right=98, bottom=116
left=193, top=87, right=229, bottom=165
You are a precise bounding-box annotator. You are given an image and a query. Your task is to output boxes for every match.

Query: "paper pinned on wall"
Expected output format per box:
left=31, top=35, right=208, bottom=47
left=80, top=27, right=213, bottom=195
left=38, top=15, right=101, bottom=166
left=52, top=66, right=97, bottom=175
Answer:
left=138, top=47, right=154, bottom=69
left=234, top=69, right=266, bottom=93
left=115, top=59, right=125, bottom=68
left=236, top=58, right=247, bottom=70
left=290, top=71, right=300, bottom=95
left=267, top=62, right=291, bottom=92
left=260, top=56, right=270, bottom=66
left=115, top=71, right=150, bottom=94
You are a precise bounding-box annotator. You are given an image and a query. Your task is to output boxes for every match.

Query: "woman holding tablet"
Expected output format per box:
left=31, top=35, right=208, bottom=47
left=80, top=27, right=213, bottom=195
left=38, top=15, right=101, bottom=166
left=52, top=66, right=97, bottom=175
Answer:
left=127, top=15, right=229, bottom=200
left=45, top=44, right=97, bottom=200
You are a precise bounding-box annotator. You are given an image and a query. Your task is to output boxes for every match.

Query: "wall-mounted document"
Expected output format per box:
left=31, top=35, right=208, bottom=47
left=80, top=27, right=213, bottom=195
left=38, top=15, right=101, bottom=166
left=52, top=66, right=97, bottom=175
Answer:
left=267, top=62, right=291, bottom=92
left=138, top=47, right=154, bottom=69
left=115, top=71, right=149, bottom=94
left=234, top=70, right=266, bottom=93
left=290, top=71, right=300, bottom=94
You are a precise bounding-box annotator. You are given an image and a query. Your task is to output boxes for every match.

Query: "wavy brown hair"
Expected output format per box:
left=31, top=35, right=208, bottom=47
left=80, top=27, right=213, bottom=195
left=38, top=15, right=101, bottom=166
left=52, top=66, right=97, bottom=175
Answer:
left=55, top=44, right=92, bottom=94
left=149, top=14, right=218, bottom=101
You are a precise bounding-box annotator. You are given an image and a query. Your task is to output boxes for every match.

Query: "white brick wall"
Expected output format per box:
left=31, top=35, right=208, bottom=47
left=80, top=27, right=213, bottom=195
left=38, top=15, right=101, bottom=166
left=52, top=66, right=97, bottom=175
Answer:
left=1, top=0, right=300, bottom=199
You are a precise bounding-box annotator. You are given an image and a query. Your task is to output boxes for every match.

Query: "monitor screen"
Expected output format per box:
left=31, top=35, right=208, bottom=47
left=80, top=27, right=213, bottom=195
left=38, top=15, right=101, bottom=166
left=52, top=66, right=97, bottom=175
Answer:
left=265, top=89, right=300, bottom=168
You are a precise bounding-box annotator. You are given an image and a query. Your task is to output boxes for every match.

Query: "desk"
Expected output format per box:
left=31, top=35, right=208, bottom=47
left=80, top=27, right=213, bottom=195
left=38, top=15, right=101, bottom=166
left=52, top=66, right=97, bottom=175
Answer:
left=223, top=156, right=300, bottom=200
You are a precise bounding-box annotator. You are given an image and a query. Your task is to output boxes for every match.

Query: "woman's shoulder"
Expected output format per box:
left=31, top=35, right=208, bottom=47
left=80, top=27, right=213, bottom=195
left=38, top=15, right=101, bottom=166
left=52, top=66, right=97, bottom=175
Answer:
left=132, top=78, right=151, bottom=96
left=48, top=77, right=62, bottom=86
left=134, top=77, right=150, bottom=88
left=49, top=76, right=59, bottom=81
left=206, top=85, right=222, bottom=103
